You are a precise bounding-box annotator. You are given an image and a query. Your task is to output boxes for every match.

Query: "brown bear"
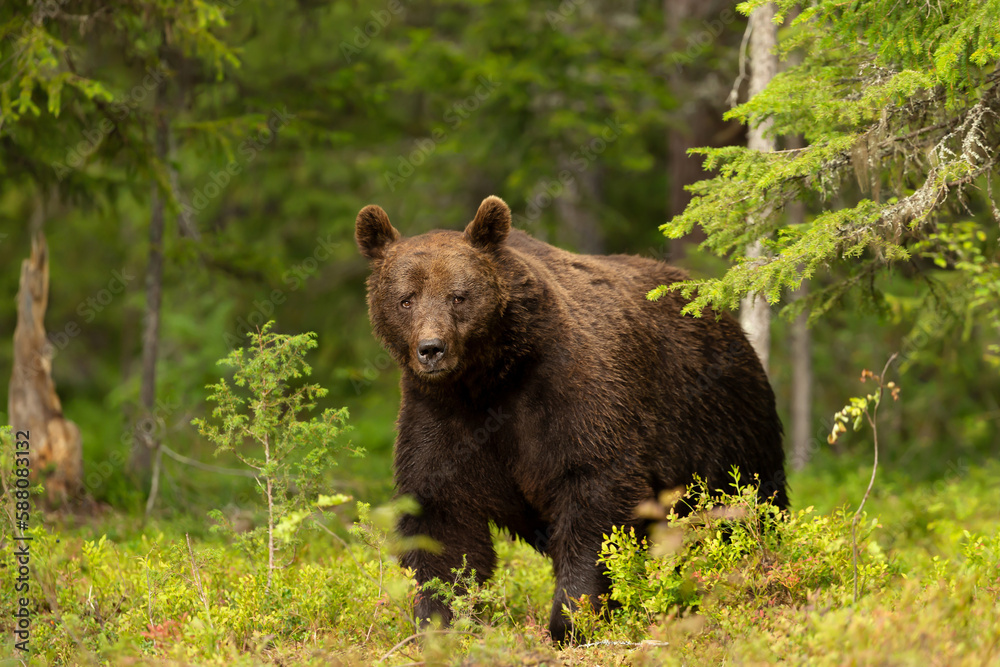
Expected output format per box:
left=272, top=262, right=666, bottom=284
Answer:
left=355, top=195, right=786, bottom=644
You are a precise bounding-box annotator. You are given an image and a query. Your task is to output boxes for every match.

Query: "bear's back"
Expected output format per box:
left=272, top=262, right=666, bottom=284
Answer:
left=503, top=228, right=693, bottom=327
left=503, top=227, right=784, bottom=508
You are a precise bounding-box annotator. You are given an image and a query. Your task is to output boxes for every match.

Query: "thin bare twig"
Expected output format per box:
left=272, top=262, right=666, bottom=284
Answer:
left=32, top=551, right=96, bottom=663
left=378, top=630, right=477, bottom=664
left=185, top=533, right=214, bottom=629
left=159, top=444, right=258, bottom=477
left=727, top=18, right=754, bottom=108
left=312, top=518, right=419, bottom=635
left=366, top=543, right=386, bottom=643
left=144, top=446, right=164, bottom=517
left=145, top=552, right=155, bottom=627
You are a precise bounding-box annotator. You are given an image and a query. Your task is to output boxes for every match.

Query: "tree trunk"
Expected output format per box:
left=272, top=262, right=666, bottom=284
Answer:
left=787, top=130, right=813, bottom=470
left=8, top=232, right=84, bottom=506
left=781, top=6, right=812, bottom=468
left=790, top=277, right=812, bottom=470
left=738, top=3, right=778, bottom=373
left=131, top=114, right=168, bottom=478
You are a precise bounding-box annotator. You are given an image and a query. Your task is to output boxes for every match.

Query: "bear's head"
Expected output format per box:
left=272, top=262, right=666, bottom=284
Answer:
left=356, top=196, right=512, bottom=383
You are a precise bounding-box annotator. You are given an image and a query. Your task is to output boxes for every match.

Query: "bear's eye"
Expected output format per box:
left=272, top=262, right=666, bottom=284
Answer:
left=400, top=299, right=412, bottom=309
left=452, top=296, right=465, bottom=305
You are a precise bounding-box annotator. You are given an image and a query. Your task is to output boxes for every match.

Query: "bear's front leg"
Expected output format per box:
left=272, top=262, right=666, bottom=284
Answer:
left=545, top=514, right=620, bottom=645
left=398, top=501, right=497, bottom=629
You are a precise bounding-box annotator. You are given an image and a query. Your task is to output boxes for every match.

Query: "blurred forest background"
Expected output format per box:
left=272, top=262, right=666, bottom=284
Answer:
left=2, top=0, right=1000, bottom=663
left=2, top=0, right=997, bottom=517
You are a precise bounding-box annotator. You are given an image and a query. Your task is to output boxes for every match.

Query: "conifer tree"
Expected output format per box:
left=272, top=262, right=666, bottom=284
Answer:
left=650, top=0, right=1000, bottom=370
left=1, top=1, right=243, bottom=488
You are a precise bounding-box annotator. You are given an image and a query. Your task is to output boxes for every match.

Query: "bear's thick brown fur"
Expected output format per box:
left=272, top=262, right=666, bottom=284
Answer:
left=356, top=196, right=786, bottom=643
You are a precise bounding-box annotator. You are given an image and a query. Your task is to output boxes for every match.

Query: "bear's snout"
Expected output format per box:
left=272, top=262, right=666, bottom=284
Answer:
left=416, top=338, right=447, bottom=369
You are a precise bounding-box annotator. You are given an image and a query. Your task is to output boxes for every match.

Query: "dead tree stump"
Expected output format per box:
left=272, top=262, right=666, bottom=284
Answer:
left=8, top=233, right=83, bottom=506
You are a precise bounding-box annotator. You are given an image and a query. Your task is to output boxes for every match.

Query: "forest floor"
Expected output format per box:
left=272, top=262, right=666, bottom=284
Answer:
left=3, top=451, right=999, bottom=666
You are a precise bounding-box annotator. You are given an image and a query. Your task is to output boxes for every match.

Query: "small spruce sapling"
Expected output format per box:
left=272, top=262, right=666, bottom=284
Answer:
left=192, top=322, right=357, bottom=590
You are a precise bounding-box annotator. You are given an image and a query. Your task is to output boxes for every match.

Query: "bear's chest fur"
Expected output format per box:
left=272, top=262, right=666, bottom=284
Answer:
left=395, top=342, right=659, bottom=528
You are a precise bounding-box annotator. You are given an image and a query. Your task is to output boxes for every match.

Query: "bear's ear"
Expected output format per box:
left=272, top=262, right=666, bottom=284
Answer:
left=355, top=204, right=401, bottom=261
left=464, top=195, right=511, bottom=251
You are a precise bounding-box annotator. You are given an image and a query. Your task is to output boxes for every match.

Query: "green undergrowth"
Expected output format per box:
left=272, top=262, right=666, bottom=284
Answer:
left=1, top=460, right=998, bottom=665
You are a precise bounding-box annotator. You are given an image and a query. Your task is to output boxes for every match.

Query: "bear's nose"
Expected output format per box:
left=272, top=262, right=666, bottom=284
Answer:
left=417, top=338, right=446, bottom=366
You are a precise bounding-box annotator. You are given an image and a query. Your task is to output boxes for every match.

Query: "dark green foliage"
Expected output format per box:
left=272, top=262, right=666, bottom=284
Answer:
left=1, top=1, right=679, bottom=509
left=652, top=0, right=1000, bottom=332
